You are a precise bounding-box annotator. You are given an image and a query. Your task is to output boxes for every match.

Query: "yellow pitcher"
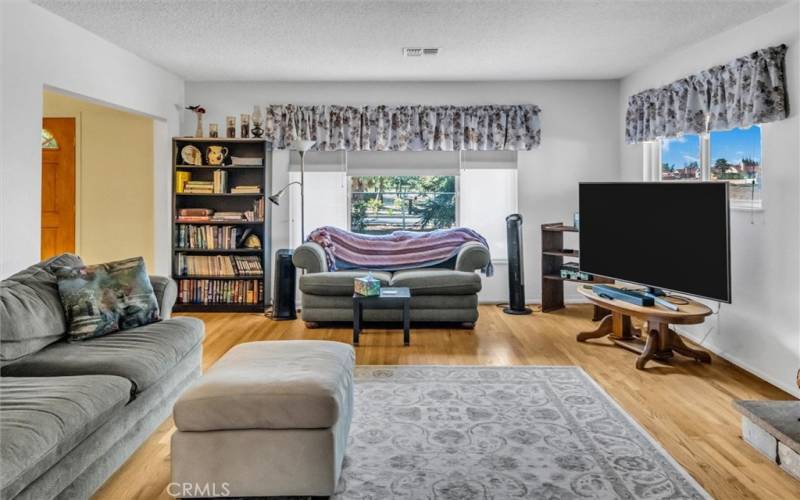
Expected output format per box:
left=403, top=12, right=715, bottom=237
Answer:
left=206, top=145, right=228, bottom=166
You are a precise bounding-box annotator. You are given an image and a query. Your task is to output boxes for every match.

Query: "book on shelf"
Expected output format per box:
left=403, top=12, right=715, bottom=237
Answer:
left=212, top=169, right=228, bottom=193
left=231, top=185, right=261, bottom=194
left=211, top=211, right=245, bottom=222
left=175, top=171, right=191, bottom=193
left=183, top=181, right=214, bottom=194
left=175, top=254, right=263, bottom=277
left=243, top=198, right=265, bottom=221
left=176, top=216, right=211, bottom=222
left=230, top=156, right=263, bottom=166
left=177, top=279, right=263, bottom=305
left=179, top=208, right=214, bottom=216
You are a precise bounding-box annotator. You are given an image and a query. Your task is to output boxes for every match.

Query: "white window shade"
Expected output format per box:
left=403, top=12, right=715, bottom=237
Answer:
left=459, top=151, right=518, bottom=260
left=288, top=150, right=346, bottom=172
left=289, top=171, right=348, bottom=248
left=347, top=151, right=459, bottom=177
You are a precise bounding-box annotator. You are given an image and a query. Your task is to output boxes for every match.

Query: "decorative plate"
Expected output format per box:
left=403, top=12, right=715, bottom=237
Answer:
left=181, top=145, right=202, bottom=165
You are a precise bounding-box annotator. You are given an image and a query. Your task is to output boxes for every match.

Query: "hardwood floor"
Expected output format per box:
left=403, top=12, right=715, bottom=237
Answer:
left=94, top=305, right=798, bottom=499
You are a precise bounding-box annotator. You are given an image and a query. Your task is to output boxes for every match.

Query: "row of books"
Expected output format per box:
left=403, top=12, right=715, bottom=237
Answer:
left=175, top=206, right=265, bottom=223
left=213, top=170, right=229, bottom=193
left=176, top=254, right=263, bottom=277
left=245, top=198, right=265, bottom=221
left=177, top=279, right=264, bottom=305
left=176, top=225, right=254, bottom=249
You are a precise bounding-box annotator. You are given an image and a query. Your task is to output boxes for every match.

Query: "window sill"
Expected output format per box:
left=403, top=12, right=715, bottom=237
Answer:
left=730, top=201, right=763, bottom=212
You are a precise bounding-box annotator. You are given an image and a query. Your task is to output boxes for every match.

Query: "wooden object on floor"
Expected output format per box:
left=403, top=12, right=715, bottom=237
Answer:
left=93, top=305, right=800, bottom=500
left=576, top=284, right=712, bottom=369
left=541, top=222, right=610, bottom=319
left=171, top=137, right=269, bottom=313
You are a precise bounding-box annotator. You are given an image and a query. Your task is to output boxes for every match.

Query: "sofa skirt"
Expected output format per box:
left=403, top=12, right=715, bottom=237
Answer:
left=301, top=294, right=479, bottom=323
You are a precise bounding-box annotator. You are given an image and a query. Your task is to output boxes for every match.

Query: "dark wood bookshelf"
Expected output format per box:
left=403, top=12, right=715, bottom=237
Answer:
left=172, top=137, right=270, bottom=313
left=541, top=222, right=611, bottom=318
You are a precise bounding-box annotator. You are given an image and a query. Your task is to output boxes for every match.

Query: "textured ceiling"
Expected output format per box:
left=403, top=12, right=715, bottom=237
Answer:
left=33, top=0, right=790, bottom=81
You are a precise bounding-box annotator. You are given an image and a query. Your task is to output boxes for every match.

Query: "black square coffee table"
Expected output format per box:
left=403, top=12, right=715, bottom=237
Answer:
left=353, top=287, right=411, bottom=346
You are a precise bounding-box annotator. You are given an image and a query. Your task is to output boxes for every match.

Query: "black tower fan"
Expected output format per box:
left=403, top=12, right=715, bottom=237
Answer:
left=504, top=214, right=532, bottom=315
left=271, top=249, right=297, bottom=320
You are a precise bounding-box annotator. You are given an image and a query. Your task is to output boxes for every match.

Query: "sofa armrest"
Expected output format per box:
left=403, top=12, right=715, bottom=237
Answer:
left=149, top=275, right=177, bottom=319
left=455, top=242, right=491, bottom=273
left=292, top=242, right=328, bottom=274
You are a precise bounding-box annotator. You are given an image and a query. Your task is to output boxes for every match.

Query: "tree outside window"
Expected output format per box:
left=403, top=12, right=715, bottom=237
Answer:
left=350, top=176, right=456, bottom=234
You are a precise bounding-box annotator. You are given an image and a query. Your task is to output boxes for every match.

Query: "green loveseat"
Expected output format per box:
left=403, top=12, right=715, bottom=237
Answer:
left=292, top=241, right=490, bottom=326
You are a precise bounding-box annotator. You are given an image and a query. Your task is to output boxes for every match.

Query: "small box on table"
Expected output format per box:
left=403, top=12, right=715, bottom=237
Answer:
left=354, top=274, right=381, bottom=296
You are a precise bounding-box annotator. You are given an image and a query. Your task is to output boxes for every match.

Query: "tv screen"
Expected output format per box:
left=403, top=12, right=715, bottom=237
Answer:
left=579, top=182, right=731, bottom=303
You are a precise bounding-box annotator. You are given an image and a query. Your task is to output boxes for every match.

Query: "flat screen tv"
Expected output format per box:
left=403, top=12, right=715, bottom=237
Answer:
left=579, top=182, right=731, bottom=303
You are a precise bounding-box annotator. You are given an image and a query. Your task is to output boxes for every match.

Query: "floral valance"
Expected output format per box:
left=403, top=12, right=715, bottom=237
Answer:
left=625, top=44, right=788, bottom=144
left=263, top=104, right=541, bottom=151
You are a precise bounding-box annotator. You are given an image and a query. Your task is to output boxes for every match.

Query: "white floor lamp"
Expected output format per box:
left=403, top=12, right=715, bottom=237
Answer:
left=268, top=139, right=316, bottom=241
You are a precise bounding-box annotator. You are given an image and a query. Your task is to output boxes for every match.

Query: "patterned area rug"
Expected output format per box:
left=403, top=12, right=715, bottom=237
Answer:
left=333, top=366, right=708, bottom=500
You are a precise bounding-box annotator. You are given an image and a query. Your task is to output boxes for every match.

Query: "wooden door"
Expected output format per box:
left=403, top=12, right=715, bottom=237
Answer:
left=41, top=118, right=76, bottom=260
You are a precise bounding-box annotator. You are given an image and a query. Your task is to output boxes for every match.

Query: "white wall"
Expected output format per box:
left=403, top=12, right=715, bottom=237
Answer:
left=0, top=1, right=184, bottom=277
left=619, top=2, right=800, bottom=397
left=185, top=80, right=621, bottom=303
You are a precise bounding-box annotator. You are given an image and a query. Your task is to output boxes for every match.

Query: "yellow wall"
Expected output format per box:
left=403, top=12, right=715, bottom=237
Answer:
left=43, top=90, right=155, bottom=271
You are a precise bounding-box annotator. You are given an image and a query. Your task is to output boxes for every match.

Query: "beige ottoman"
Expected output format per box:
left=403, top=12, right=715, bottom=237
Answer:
left=171, top=340, right=355, bottom=498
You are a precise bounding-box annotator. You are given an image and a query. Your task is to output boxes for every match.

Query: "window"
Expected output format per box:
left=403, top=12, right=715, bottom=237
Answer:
left=349, top=176, right=456, bottom=234
left=41, top=128, right=58, bottom=149
left=655, top=126, right=762, bottom=209
left=710, top=126, right=761, bottom=207
left=660, top=134, right=700, bottom=181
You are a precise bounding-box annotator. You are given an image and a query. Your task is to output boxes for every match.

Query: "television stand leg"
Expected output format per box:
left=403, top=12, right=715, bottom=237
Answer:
left=671, top=332, right=712, bottom=364
left=577, top=314, right=613, bottom=342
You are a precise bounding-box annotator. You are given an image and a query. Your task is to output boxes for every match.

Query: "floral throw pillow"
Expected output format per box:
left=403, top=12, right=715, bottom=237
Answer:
left=54, top=257, right=160, bottom=341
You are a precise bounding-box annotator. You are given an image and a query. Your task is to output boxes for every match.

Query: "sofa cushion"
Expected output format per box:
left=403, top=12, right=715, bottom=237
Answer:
left=299, top=271, right=392, bottom=296
left=0, top=375, right=132, bottom=500
left=1, top=317, right=204, bottom=394
left=174, top=340, right=354, bottom=431
left=0, top=253, right=83, bottom=365
left=53, top=256, right=160, bottom=341
left=390, top=269, right=482, bottom=295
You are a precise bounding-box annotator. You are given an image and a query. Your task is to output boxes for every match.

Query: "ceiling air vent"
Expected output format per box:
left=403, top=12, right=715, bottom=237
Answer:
left=403, top=47, right=439, bottom=57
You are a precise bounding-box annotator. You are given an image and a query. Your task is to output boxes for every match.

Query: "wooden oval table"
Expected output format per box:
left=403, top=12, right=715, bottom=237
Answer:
left=576, top=284, right=713, bottom=370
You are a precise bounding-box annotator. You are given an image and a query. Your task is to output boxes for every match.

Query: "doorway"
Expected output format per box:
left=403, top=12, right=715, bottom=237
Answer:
left=41, top=118, right=76, bottom=260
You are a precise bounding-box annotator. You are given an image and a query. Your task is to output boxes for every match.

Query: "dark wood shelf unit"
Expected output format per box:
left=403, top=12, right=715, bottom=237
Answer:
left=541, top=222, right=611, bottom=318
left=172, top=137, right=270, bottom=313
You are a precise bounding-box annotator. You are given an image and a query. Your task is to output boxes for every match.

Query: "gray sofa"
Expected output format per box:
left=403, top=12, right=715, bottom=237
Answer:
left=0, top=254, right=204, bottom=500
left=293, top=241, right=490, bottom=326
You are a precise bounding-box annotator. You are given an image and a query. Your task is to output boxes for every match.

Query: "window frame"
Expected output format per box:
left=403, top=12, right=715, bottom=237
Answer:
left=346, top=175, right=460, bottom=234
left=648, top=126, right=763, bottom=211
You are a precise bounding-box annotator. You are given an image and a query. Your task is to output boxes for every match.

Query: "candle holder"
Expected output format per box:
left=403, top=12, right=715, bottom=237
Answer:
left=209, top=123, right=219, bottom=138
left=252, top=105, right=264, bottom=138
left=226, top=116, right=236, bottom=138
left=240, top=114, right=250, bottom=138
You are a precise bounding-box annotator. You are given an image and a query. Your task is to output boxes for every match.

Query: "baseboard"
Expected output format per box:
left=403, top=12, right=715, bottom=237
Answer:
left=674, top=325, right=800, bottom=399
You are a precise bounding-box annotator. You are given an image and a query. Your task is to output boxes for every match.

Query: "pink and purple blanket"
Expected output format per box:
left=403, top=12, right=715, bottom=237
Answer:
left=307, top=226, right=493, bottom=276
